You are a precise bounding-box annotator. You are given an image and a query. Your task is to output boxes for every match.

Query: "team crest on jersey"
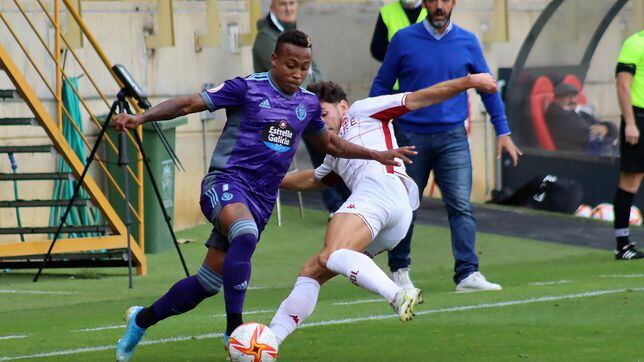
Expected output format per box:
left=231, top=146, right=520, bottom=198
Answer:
left=262, top=120, right=296, bottom=153
left=221, top=192, right=233, bottom=201
left=295, top=103, right=307, bottom=121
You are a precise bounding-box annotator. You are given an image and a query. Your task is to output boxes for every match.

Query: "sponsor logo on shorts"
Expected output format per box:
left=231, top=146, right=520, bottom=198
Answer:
left=221, top=192, right=233, bottom=201
left=347, top=204, right=356, bottom=209
left=262, top=120, right=295, bottom=153
left=289, top=314, right=300, bottom=325
left=296, top=103, right=306, bottom=121
left=350, top=270, right=359, bottom=286
left=233, top=280, right=248, bottom=290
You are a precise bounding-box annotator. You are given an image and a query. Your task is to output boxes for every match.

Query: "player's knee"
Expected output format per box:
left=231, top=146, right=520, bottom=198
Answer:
left=619, top=174, right=643, bottom=193
left=317, top=252, right=330, bottom=269
left=228, top=219, right=259, bottom=241
left=196, top=263, right=223, bottom=296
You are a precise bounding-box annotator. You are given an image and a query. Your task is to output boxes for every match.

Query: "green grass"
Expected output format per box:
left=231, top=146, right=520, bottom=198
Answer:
left=1, top=206, right=643, bottom=361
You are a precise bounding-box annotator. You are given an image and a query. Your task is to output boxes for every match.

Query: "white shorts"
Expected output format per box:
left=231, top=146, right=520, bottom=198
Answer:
left=335, top=173, right=413, bottom=258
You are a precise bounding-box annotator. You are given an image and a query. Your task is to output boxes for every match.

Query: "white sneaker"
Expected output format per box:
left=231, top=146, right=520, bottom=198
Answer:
left=455, top=272, right=502, bottom=292
left=392, top=268, right=424, bottom=305
left=390, top=289, right=417, bottom=322
left=392, top=268, right=414, bottom=289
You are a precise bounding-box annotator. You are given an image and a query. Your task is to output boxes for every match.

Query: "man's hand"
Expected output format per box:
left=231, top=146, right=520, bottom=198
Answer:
left=469, top=73, right=498, bottom=93
left=625, top=123, right=640, bottom=145
left=372, top=146, right=417, bottom=166
left=111, top=113, right=141, bottom=133
left=497, top=135, right=522, bottom=166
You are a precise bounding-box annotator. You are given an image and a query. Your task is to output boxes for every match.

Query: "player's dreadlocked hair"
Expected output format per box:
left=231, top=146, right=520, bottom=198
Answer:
left=307, top=82, right=348, bottom=104
left=275, top=29, right=312, bottom=54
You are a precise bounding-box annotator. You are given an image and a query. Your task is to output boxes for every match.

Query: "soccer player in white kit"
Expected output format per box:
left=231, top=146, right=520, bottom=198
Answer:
left=269, top=74, right=499, bottom=345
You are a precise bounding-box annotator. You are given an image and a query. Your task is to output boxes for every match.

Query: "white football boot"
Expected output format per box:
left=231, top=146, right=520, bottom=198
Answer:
left=390, top=289, right=418, bottom=322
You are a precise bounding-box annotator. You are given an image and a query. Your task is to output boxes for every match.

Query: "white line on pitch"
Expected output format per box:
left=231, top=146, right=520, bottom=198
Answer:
left=332, top=298, right=381, bottom=306
left=528, top=280, right=572, bottom=286
left=75, top=309, right=276, bottom=333
left=304, top=287, right=644, bottom=328
left=72, top=325, right=125, bottom=332
left=0, top=332, right=223, bottom=361
left=598, top=274, right=644, bottom=278
left=0, top=290, right=74, bottom=295
left=0, top=335, right=27, bottom=341
left=2, top=287, right=642, bottom=361
left=210, top=308, right=275, bottom=318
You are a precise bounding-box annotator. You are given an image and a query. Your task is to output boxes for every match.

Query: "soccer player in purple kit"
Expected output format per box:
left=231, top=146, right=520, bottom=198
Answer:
left=111, top=30, right=415, bottom=361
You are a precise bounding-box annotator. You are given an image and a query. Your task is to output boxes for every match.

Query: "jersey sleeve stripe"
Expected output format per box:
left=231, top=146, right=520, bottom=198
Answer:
left=369, top=104, right=410, bottom=122
left=199, top=91, right=216, bottom=112
left=379, top=120, right=395, bottom=174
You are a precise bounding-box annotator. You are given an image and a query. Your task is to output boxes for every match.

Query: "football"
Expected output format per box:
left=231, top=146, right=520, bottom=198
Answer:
left=591, top=203, right=614, bottom=222
left=574, top=204, right=592, bottom=218
left=630, top=206, right=642, bottom=226
left=228, top=323, right=279, bottom=362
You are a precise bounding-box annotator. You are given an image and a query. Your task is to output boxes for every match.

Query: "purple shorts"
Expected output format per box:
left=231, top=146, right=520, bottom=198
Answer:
left=199, top=174, right=271, bottom=251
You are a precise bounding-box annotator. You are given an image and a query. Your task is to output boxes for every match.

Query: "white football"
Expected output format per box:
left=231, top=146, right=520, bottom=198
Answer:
left=591, top=203, right=614, bottom=222
left=630, top=206, right=642, bottom=226
left=228, top=323, right=278, bottom=362
left=574, top=204, right=592, bottom=218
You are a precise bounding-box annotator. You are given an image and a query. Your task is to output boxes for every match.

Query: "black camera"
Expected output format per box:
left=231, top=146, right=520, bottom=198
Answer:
left=112, top=64, right=152, bottom=110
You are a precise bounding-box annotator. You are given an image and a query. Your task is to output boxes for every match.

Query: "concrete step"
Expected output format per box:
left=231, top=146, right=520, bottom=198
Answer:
left=0, top=172, right=71, bottom=181
left=0, top=145, right=52, bottom=153
left=0, top=199, right=89, bottom=207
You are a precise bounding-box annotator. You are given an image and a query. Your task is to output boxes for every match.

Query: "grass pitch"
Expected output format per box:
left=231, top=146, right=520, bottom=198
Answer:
left=1, top=206, right=643, bottom=361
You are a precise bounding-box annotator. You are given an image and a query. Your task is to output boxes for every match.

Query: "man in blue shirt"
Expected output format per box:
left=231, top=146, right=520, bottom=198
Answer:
left=370, top=0, right=522, bottom=292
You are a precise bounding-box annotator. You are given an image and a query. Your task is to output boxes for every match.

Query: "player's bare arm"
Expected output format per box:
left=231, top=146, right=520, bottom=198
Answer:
left=305, top=130, right=417, bottom=166
left=281, top=170, right=325, bottom=191
left=617, top=71, right=638, bottom=145
left=404, top=73, right=497, bottom=111
left=111, top=93, right=207, bottom=132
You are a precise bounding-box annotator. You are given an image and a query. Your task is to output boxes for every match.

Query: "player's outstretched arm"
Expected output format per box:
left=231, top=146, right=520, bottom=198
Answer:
left=111, top=93, right=207, bottom=132
left=306, top=131, right=416, bottom=167
left=405, top=73, right=498, bottom=111
left=281, top=170, right=325, bottom=191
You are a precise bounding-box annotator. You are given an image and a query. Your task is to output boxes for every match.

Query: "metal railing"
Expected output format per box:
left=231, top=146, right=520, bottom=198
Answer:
left=0, top=0, right=145, bottom=249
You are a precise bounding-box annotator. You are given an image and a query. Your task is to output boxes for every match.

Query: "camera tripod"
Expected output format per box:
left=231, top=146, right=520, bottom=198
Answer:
left=33, top=90, right=190, bottom=287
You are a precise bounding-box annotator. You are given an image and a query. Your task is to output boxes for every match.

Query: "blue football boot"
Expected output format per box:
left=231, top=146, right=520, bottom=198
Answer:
left=116, top=306, right=146, bottom=361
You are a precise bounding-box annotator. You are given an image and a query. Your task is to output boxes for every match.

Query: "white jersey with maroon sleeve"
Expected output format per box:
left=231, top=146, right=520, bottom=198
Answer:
left=314, top=93, right=419, bottom=211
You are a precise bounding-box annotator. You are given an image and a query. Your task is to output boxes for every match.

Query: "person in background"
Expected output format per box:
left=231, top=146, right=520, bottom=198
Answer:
left=612, top=30, right=644, bottom=260
left=545, top=83, right=617, bottom=154
left=253, top=0, right=350, bottom=216
left=370, top=0, right=427, bottom=63
left=370, top=0, right=522, bottom=293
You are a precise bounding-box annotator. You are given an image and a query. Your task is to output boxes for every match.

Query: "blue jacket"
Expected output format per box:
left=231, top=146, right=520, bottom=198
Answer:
left=370, top=22, right=511, bottom=136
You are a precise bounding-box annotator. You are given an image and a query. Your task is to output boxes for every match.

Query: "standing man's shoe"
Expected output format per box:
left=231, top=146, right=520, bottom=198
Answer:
left=456, top=272, right=502, bottom=292
left=392, top=268, right=423, bottom=304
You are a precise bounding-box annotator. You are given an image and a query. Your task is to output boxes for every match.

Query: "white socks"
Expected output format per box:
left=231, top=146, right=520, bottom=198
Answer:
left=326, top=248, right=399, bottom=303
left=269, top=276, right=320, bottom=344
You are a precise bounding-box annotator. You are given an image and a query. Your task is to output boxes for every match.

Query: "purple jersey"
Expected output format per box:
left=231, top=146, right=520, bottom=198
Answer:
left=199, top=72, right=326, bottom=219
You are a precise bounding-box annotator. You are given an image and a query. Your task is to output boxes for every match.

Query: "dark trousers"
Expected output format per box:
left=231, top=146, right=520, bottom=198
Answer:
left=390, top=126, right=479, bottom=284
